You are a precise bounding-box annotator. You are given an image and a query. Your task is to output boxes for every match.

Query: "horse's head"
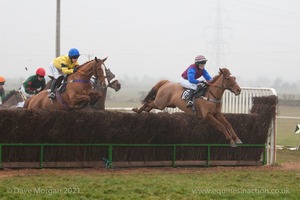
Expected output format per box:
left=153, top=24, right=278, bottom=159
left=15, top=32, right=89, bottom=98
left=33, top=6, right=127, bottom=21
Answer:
left=1, top=90, right=23, bottom=106
left=93, top=57, right=107, bottom=86
left=104, top=68, right=121, bottom=91
left=219, top=68, right=241, bottom=96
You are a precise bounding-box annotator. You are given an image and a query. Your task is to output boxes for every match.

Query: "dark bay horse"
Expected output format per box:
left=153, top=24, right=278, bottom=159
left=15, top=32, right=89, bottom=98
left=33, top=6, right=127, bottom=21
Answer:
left=0, top=90, right=24, bottom=109
left=44, top=65, right=121, bottom=110
left=24, top=57, right=106, bottom=110
left=132, top=68, right=242, bottom=147
left=89, top=67, right=121, bottom=109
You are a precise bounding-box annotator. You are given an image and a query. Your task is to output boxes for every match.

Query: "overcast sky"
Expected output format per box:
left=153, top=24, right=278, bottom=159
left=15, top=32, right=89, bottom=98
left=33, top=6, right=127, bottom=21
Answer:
left=1, top=0, right=300, bottom=87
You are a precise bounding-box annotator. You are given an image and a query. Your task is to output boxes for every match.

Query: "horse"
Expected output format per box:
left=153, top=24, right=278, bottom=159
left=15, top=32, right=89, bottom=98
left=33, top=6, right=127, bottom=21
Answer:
left=132, top=68, right=242, bottom=147
left=89, top=67, right=121, bottom=109
left=44, top=66, right=121, bottom=110
left=24, top=57, right=107, bottom=110
left=0, top=90, right=25, bottom=109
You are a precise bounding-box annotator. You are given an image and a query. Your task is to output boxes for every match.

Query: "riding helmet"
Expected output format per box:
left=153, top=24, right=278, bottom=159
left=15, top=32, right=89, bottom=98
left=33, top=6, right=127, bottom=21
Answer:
left=0, top=75, right=5, bottom=84
left=36, top=68, right=46, bottom=77
left=68, top=48, right=80, bottom=57
left=195, top=55, right=207, bottom=63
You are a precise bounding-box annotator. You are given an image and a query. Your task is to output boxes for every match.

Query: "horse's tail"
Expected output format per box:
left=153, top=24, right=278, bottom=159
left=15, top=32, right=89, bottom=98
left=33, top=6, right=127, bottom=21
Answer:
left=142, top=80, right=170, bottom=104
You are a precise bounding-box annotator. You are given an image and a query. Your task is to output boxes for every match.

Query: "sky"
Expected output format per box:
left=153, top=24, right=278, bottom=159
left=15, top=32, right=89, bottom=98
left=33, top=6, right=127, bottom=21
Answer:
left=1, top=0, right=300, bottom=88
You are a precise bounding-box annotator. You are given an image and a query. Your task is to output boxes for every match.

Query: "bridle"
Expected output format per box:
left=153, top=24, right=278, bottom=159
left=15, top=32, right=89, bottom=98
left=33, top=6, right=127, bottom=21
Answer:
left=75, top=59, right=108, bottom=86
left=91, top=67, right=118, bottom=89
left=206, top=74, right=237, bottom=102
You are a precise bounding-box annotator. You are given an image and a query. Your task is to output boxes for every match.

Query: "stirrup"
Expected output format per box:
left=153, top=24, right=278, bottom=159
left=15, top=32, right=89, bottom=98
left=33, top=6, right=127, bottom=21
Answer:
left=48, top=92, right=56, bottom=99
left=186, top=101, right=193, bottom=107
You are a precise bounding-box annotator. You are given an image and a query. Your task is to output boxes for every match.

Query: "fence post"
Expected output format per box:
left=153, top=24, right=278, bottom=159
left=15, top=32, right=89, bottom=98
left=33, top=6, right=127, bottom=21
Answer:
left=40, top=144, right=44, bottom=169
left=206, top=145, right=210, bottom=167
left=0, top=144, right=2, bottom=169
left=108, top=144, right=113, bottom=168
left=172, top=145, right=176, bottom=167
left=263, top=144, right=267, bottom=165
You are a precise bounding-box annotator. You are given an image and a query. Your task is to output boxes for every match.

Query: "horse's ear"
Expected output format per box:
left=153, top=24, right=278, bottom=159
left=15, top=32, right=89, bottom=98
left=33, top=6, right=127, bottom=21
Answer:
left=94, top=57, right=98, bottom=62
left=219, top=68, right=225, bottom=74
left=102, top=57, right=108, bottom=62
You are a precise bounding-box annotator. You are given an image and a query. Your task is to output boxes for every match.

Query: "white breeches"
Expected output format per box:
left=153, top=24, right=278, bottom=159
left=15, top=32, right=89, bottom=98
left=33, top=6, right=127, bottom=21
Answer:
left=179, top=77, right=197, bottom=90
left=48, top=63, right=65, bottom=79
left=20, top=85, right=34, bottom=98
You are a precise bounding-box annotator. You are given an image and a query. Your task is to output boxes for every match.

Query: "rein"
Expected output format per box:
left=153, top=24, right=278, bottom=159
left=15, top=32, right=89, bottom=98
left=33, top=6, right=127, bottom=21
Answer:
left=69, top=79, right=91, bottom=83
left=204, top=74, right=230, bottom=103
left=72, top=59, right=108, bottom=86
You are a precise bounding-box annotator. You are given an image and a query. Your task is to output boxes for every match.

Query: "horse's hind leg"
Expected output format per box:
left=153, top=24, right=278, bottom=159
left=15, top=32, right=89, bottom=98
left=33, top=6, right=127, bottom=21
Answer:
left=132, top=101, right=157, bottom=114
left=144, top=107, right=153, bottom=112
left=132, top=103, right=150, bottom=114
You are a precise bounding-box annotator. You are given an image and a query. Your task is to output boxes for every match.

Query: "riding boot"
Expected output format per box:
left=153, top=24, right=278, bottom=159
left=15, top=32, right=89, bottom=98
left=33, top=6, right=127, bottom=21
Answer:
left=48, top=79, right=57, bottom=99
left=186, top=89, right=195, bottom=107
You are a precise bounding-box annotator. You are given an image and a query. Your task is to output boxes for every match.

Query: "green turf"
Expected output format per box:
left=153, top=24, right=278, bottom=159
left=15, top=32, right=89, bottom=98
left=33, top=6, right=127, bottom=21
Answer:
left=0, top=168, right=299, bottom=200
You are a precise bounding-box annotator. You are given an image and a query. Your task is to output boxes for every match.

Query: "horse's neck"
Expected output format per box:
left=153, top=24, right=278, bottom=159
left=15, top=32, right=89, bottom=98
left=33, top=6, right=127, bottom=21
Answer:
left=3, top=93, right=20, bottom=106
left=73, top=62, right=95, bottom=80
left=69, top=73, right=92, bottom=81
left=71, top=67, right=93, bottom=81
left=207, top=76, right=225, bottom=100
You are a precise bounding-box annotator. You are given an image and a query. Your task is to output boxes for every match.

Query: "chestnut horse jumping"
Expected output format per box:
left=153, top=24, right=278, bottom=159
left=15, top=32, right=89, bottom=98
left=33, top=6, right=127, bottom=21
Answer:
left=132, top=68, right=242, bottom=147
left=24, top=57, right=107, bottom=110
left=44, top=66, right=121, bottom=110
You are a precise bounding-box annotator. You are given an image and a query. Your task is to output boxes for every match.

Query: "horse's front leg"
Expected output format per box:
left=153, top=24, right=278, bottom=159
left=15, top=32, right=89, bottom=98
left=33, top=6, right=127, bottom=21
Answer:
left=89, top=91, right=102, bottom=106
left=70, top=94, right=91, bottom=109
left=215, top=113, right=242, bottom=144
left=204, top=113, right=237, bottom=147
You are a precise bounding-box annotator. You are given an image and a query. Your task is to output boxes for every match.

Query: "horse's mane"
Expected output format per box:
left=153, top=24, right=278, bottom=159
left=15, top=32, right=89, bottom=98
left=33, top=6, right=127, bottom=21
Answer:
left=1, top=90, right=17, bottom=103
left=209, top=68, right=230, bottom=84
left=78, top=59, right=94, bottom=68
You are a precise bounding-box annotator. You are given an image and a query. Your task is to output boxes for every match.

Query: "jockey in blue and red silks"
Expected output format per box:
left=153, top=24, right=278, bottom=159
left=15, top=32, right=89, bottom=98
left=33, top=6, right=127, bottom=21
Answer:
left=180, top=55, right=212, bottom=107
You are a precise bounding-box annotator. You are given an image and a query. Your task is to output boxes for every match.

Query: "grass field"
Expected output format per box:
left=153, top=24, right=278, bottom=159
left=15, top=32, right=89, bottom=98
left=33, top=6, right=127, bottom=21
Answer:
left=277, top=105, right=300, bottom=147
left=0, top=152, right=298, bottom=200
left=0, top=159, right=299, bottom=200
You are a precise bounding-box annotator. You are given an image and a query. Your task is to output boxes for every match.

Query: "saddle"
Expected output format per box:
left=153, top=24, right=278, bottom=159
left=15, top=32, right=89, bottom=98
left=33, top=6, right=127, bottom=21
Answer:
left=57, top=76, right=67, bottom=93
left=181, top=82, right=208, bottom=100
left=194, top=82, right=208, bottom=98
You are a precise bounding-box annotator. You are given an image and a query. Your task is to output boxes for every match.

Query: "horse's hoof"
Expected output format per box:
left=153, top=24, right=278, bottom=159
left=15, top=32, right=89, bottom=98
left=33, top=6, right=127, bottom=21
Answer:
left=230, top=142, right=237, bottom=148
left=235, top=138, right=243, bottom=144
left=132, top=108, right=138, bottom=113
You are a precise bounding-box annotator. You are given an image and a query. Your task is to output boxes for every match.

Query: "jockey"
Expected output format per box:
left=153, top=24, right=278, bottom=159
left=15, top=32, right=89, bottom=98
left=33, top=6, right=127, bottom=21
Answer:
left=20, top=68, right=46, bottom=98
left=0, top=75, right=5, bottom=98
left=180, top=55, right=212, bottom=107
left=48, top=48, right=80, bottom=99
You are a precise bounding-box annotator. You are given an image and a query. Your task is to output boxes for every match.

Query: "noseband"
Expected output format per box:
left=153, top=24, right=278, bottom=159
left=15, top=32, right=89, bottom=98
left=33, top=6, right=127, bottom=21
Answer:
left=221, top=75, right=238, bottom=93
left=206, top=74, right=237, bottom=101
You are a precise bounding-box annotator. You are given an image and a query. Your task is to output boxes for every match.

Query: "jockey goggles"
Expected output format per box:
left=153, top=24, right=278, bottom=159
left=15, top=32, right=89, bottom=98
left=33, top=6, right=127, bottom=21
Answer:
left=196, top=61, right=207, bottom=65
left=71, top=55, right=79, bottom=59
